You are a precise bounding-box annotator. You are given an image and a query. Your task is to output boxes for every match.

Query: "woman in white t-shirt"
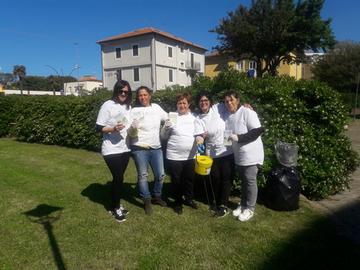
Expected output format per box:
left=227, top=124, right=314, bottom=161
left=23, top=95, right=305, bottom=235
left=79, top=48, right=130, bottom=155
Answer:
left=128, top=86, right=168, bottom=215
left=195, top=92, right=235, bottom=218
left=96, top=80, right=132, bottom=223
left=224, top=90, right=264, bottom=222
left=161, top=93, right=204, bottom=214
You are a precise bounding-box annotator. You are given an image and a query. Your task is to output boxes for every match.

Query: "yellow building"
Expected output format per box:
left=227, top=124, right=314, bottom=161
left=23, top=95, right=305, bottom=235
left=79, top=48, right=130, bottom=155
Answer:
left=205, top=51, right=311, bottom=80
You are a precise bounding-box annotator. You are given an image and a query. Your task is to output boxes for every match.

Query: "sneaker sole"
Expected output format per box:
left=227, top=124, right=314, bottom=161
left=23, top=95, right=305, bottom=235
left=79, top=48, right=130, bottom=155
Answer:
left=115, top=217, right=126, bottom=223
left=216, top=212, right=230, bottom=218
left=108, top=211, right=127, bottom=223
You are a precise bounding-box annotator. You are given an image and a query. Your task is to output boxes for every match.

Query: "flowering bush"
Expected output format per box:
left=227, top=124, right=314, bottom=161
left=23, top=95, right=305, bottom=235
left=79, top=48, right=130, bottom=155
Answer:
left=0, top=72, right=358, bottom=199
left=189, top=71, right=359, bottom=199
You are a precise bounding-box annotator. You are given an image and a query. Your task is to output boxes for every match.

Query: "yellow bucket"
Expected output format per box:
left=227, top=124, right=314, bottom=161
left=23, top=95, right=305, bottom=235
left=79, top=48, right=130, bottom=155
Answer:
left=195, top=155, right=213, bottom=176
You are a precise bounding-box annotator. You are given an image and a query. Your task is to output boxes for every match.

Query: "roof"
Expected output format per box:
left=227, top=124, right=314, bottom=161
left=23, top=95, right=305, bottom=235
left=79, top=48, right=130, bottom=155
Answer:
left=206, top=50, right=222, bottom=57
left=97, top=27, right=207, bottom=51
left=79, top=76, right=102, bottom=82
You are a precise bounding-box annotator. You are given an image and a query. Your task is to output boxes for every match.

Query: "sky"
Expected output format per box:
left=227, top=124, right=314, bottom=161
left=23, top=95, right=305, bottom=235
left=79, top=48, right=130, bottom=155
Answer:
left=1, top=0, right=359, bottom=79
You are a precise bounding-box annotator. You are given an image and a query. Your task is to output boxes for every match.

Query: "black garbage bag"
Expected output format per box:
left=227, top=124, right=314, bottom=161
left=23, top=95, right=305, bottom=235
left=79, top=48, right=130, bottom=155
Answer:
left=264, top=141, right=301, bottom=211
left=264, top=165, right=301, bottom=211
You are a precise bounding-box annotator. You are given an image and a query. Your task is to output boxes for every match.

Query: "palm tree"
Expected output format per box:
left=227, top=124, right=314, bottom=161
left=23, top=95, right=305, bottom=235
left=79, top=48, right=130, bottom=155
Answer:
left=13, top=65, right=26, bottom=95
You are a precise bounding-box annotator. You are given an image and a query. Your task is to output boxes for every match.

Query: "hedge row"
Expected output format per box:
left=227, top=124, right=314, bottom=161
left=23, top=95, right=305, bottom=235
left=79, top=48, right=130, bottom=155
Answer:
left=0, top=72, right=359, bottom=199
left=190, top=71, right=359, bottom=199
left=0, top=91, right=110, bottom=151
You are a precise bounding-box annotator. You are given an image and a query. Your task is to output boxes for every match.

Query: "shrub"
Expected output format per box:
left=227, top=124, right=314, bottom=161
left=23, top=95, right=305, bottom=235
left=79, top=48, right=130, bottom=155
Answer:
left=0, top=92, right=110, bottom=151
left=0, top=72, right=358, bottom=199
left=192, top=72, right=359, bottom=199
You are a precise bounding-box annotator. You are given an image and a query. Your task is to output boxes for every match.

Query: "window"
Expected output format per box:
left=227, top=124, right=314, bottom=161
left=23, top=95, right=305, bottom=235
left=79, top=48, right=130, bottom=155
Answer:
left=168, top=46, right=173, bottom=58
left=116, top=69, right=122, bottom=80
left=133, top=45, right=138, bottom=56
left=190, top=53, right=194, bottom=68
left=180, top=46, right=184, bottom=53
left=133, top=68, right=139, bottom=81
left=169, top=69, right=173, bottom=82
left=236, top=61, right=243, bottom=71
left=249, top=60, right=257, bottom=70
left=115, top=48, right=121, bottom=58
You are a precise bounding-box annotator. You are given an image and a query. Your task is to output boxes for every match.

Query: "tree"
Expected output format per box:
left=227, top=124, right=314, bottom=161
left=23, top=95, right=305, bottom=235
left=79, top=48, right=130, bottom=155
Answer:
left=211, top=0, right=335, bottom=77
left=312, top=41, right=360, bottom=93
left=13, top=65, right=26, bottom=94
left=11, top=75, right=77, bottom=92
left=0, top=73, right=14, bottom=86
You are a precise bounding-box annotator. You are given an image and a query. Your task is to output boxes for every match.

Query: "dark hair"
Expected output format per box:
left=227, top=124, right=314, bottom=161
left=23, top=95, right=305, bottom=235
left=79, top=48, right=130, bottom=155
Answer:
left=223, top=90, right=239, bottom=100
left=112, top=80, right=132, bottom=109
left=224, top=90, right=241, bottom=111
left=134, top=86, right=153, bottom=107
left=176, top=92, right=191, bottom=104
left=196, top=91, right=213, bottom=106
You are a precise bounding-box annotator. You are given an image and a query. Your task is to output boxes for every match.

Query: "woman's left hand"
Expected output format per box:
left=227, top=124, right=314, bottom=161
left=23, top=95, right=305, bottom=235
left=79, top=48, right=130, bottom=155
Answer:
left=114, top=123, right=125, bottom=132
left=243, top=103, right=253, bottom=110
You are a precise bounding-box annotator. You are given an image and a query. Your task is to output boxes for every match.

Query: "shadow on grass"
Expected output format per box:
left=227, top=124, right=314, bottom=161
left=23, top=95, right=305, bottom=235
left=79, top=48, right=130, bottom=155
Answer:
left=81, top=181, right=143, bottom=210
left=258, top=201, right=360, bottom=270
left=23, top=204, right=66, bottom=270
left=193, top=175, right=238, bottom=209
left=81, top=180, right=174, bottom=210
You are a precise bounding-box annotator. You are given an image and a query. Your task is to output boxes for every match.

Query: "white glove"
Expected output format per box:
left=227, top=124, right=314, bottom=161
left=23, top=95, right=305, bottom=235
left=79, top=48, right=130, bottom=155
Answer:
left=195, top=136, right=204, bottom=145
left=229, top=134, right=239, bottom=142
left=164, top=119, right=173, bottom=129
left=131, top=119, right=140, bottom=129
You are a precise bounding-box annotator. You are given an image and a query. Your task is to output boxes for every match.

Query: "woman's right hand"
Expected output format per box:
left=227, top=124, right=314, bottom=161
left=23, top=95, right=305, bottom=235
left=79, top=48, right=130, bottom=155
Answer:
left=131, top=119, right=140, bottom=129
left=164, top=119, right=173, bottom=129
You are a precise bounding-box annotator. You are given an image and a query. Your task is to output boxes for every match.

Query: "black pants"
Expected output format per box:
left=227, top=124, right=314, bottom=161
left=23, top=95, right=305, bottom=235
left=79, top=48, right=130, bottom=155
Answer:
left=103, top=152, right=131, bottom=210
left=167, top=159, right=195, bottom=204
left=210, top=154, right=234, bottom=207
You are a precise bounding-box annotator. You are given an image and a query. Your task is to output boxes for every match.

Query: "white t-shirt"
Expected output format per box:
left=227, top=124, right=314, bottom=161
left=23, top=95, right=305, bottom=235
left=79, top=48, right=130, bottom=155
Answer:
left=166, top=112, right=204, bottom=161
left=96, top=100, right=131, bottom=156
left=226, top=106, right=264, bottom=166
left=196, top=104, right=233, bottom=158
left=130, top=103, right=168, bottom=149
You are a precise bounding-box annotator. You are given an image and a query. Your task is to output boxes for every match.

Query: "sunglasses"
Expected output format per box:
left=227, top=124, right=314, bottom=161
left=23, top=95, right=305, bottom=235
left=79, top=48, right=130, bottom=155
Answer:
left=118, top=90, right=129, bottom=95
left=199, top=99, right=209, bottom=103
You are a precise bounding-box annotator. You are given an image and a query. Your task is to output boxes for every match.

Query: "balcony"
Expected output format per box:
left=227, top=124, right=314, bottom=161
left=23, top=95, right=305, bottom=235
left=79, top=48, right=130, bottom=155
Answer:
left=185, top=61, right=201, bottom=71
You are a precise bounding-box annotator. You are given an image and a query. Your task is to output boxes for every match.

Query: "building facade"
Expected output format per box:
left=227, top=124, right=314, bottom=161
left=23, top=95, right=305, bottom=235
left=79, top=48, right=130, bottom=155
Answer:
left=63, top=76, right=103, bottom=96
left=97, top=28, right=207, bottom=91
left=205, top=51, right=320, bottom=80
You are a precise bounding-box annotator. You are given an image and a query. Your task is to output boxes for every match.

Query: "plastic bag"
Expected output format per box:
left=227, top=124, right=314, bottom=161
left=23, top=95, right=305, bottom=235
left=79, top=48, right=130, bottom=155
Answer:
left=264, top=165, right=301, bottom=211
left=275, top=141, right=298, bottom=167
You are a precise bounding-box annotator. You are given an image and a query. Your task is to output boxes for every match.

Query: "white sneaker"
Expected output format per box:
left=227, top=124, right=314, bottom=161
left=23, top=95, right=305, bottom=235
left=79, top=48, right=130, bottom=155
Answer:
left=109, top=209, right=126, bottom=223
left=238, top=209, right=254, bottom=222
left=232, top=205, right=243, bottom=217
left=120, top=204, right=129, bottom=216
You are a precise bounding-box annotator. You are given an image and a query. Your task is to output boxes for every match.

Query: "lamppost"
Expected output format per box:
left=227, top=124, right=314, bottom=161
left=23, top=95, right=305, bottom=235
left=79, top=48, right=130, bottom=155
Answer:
left=74, top=42, right=81, bottom=95
left=45, top=65, right=61, bottom=95
left=45, top=65, right=80, bottom=95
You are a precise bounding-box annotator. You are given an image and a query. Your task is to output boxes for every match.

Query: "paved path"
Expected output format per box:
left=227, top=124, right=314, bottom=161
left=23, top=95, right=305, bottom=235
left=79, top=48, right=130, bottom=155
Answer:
left=310, top=119, right=360, bottom=244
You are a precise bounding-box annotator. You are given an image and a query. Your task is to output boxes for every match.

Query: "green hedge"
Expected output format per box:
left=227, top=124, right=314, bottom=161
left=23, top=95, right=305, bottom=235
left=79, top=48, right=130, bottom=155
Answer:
left=0, top=90, right=110, bottom=151
left=0, top=73, right=358, bottom=199
left=188, top=71, right=359, bottom=199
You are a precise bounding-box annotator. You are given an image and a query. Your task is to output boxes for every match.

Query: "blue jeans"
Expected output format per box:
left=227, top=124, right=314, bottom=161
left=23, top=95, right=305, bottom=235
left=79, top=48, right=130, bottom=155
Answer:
left=132, top=148, right=165, bottom=199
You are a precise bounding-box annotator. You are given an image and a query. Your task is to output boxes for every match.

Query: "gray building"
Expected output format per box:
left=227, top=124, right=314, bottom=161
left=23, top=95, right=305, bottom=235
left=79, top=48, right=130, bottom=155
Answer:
left=97, top=27, right=207, bottom=91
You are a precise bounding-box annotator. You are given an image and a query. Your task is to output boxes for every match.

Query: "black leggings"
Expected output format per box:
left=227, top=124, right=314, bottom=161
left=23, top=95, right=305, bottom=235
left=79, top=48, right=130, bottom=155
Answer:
left=167, top=159, right=195, bottom=204
left=210, top=154, right=234, bottom=207
left=103, top=152, right=131, bottom=210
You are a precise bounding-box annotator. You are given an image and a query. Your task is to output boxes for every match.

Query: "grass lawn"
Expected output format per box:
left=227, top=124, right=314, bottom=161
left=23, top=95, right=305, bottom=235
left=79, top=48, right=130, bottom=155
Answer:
left=0, top=138, right=359, bottom=269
